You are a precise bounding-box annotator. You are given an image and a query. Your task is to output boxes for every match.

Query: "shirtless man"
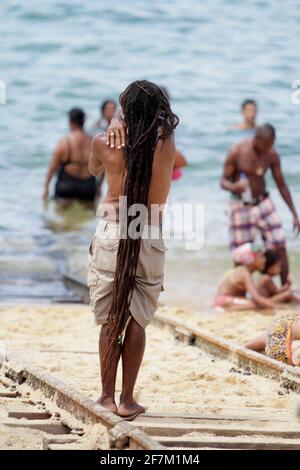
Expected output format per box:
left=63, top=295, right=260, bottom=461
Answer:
left=233, top=99, right=257, bottom=131
left=221, top=124, right=300, bottom=284
left=88, top=80, right=178, bottom=420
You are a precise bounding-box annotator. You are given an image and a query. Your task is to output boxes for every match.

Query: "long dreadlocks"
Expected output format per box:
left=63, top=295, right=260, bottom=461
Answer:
left=103, top=80, right=179, bottom=377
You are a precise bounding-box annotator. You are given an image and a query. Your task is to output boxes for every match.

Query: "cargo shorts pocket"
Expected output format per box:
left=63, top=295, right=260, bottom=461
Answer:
left=87, top=270, right=99, bottom=311
left=149, top=238, right=167, bottom=279
left=92, top=237, right=119, bottom=272
left=87, top=270, right=98, bottom=287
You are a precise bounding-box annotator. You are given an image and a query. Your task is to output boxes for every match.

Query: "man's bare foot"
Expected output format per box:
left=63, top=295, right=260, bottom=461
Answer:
left=96, top=396, right=117, bottom=413
left=117, top=400, right=145, bottom=421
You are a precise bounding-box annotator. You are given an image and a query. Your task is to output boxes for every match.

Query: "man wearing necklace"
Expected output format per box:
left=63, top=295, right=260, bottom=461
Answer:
left=221, top=124, right=300, bottom=285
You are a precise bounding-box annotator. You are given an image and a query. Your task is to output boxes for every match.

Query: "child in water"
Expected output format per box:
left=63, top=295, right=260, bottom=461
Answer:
left=245, top=313, right=300, bottom=366
left=257, top=249, right=300, bottom=303
left=214, top=243, right=284, bottom=311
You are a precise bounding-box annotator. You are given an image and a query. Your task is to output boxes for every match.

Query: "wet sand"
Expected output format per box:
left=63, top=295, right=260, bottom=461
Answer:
left=0, top=304, right=298, bottom=421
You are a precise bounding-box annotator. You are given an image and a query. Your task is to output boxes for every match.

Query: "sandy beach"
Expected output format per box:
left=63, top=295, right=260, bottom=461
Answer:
left=160, top=304, right=300, bottom=344
left=0, top=304, right=298, bottom=422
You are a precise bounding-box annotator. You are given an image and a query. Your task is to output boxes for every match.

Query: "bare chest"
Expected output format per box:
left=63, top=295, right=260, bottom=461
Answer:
left=235, top=150, right=272, bottom=177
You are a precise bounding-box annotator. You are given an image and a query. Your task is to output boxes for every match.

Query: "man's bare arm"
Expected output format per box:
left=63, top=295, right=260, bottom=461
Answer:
left=271, top=151, right=300, bottom=234
left=89, top=135, right=105, bottom=176
left=220, top=146, right=247, bottom=195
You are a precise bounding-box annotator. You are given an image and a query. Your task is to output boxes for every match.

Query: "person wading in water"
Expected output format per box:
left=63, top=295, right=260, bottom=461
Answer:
left=43, top=108, right=97, bottom=207
left=88, top=80, right=179, bottom=420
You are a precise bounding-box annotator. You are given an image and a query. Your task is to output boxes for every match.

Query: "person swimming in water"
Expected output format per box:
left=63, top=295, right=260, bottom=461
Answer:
left=232, top=99, right=257, bottom=131
left=214, top=243, right=286, bottom=311
left=257, top=249, right=300, bottom=303
left=91, top=99, right=117, bottom=135
left=245, top=312, right=300, bottom=366
left=43, top=108, right=97, bottom=207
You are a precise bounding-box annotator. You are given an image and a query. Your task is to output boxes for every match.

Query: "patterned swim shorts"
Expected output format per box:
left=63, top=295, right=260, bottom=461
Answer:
left=229, top=196, right=286, bottom=251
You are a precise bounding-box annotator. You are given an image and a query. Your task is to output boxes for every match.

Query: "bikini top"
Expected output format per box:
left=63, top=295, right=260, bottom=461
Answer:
left=61, top=138, right=87, bottom=169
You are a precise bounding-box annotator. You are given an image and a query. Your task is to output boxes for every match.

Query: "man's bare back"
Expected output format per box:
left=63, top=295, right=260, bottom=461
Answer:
left=89, top=133, right=176, bottom=222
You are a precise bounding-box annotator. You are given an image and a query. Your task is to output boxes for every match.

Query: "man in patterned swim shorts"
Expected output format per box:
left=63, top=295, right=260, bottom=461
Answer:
left=221, top=124, right=300, bottom=284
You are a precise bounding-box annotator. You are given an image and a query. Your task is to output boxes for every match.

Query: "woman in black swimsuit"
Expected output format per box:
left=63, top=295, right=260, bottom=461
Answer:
left=43, top=108, right=97, bottom=206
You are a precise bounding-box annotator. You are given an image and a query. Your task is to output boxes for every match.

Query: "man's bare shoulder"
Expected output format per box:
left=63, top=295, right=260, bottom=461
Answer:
left=269, top=145, right=280, bottom=161
left=227, top=142, right=241, bottom=161
left=239, top=138, right=253, bottom=150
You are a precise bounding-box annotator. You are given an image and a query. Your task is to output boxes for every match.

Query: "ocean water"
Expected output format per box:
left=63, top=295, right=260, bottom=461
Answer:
left=0, top=0, right=300, bottom=306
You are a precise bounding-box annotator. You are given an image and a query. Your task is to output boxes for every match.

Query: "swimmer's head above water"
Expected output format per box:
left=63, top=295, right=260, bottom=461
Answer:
left=68, top=107, right=85, bottom=130
left=241, top=99, right=257, bottom=128
left=100, top=99, right=116, bottom=124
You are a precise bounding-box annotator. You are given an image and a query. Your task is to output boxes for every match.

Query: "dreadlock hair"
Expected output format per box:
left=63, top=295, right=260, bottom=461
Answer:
left=103, top=80, right=179, bottom=379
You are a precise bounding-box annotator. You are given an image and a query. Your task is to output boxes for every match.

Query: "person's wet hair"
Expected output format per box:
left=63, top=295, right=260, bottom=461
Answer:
left=101, top=99, right=116, bottom=115
left=241, top=99, right=257, bottom=110
left=103, top=80, right=179, bottom=378
left=68, top=108, right=85, bottom=129
left=263, top=249, right=281, bottom=274
left=255, top=123, right=276, bottom=140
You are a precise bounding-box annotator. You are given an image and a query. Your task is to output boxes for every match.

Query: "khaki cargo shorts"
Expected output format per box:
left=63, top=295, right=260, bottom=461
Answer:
left=87, top=219, right=167, bottom=329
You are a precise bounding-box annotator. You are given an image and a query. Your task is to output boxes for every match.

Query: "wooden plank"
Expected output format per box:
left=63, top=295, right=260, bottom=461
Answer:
left=1, top=418, right=69, bottom=435
left=43, top=435, right=81, bottom=450
left=48, top=444, right=83, bottom=450
left=0, top=353, right=163, bottom=451
left=135, top=421, right=300, bottom=438
left=0, top=390, right=19, bottom=398
left=157, top=435, right=300, bottom=450
left=0, top=377, right=14, bottom=388
left=138, top=412, right=290, bottom=423
left=8, top=409, right=51, bottom=420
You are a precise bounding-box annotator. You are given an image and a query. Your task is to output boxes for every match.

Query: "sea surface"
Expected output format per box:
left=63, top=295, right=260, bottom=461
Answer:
left=1, top=0, right=300, bottom=308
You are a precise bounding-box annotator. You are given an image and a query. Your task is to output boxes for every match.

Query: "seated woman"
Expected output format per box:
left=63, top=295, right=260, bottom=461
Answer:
left=43, top=108, right=98, bottom=207
left=213, top=243, right=275, bottom=311
left=257, top=249, right=300, bottom=303
left=245, top=313, right=300, bottom=366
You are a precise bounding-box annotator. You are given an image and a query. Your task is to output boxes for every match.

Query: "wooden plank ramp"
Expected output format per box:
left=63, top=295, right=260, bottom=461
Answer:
left=133, top=412, right=300, bottom=450
left=0, top=349, right=163, bottom=450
